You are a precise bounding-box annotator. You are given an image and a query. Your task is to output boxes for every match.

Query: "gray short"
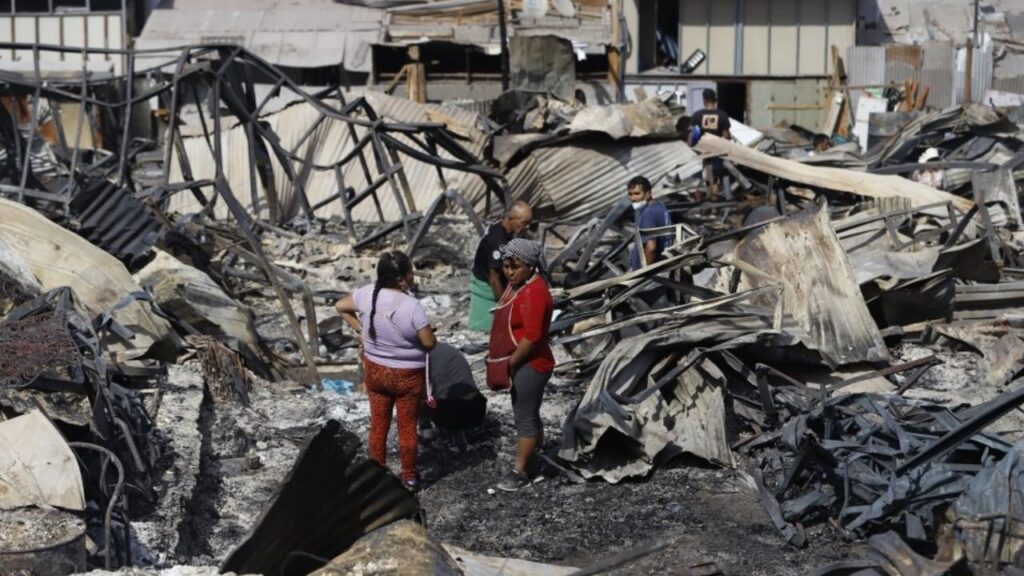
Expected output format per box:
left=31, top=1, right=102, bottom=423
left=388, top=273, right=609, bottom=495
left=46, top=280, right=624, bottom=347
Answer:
left=510, top=365, right=549, bottom=438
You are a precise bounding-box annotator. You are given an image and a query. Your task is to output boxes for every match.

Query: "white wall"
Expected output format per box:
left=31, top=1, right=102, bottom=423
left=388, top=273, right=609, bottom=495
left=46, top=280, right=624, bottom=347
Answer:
left=675, top=0, right=856, bottom=77
left=0, top=13, right=123, bottom=73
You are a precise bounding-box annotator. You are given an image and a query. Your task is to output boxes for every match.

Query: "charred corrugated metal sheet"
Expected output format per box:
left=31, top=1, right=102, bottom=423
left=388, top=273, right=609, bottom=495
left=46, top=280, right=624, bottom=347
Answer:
left=733, top=199, right=890, bottom=366
left=953, top=440, right=1024, bottom=566
left=68, top=180, right=162, bottom=271
left=221, top=420, right=421, bottom=576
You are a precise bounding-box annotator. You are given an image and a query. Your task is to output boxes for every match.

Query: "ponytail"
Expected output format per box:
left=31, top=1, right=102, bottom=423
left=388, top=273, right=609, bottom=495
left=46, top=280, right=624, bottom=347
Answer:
left=368, top=284, right=382, bottom=342
left=367, top=251, right=413, bottom=342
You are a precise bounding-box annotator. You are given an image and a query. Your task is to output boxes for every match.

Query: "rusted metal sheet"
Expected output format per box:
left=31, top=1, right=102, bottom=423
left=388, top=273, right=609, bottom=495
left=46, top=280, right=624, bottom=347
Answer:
left=885, top=44, right=923, bottom=84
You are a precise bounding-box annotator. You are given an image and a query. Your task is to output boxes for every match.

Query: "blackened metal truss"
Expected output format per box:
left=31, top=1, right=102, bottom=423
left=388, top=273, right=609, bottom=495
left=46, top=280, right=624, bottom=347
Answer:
left=0, top=42, right=509, bottom=383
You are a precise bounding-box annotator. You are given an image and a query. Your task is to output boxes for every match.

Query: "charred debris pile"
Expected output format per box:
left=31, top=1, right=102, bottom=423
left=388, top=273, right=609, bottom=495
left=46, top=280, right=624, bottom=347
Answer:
left=1, top=41, right=1024, bottom=574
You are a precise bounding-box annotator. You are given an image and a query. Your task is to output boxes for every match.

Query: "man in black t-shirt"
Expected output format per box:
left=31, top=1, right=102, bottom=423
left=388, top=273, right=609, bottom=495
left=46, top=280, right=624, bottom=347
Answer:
left=689, top=89, right=731, bottom=202
left=468, top=201, right=532, bottom=331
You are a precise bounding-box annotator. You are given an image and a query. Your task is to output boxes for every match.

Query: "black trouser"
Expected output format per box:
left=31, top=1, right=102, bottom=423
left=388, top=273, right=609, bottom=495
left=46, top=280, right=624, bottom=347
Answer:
left=510, top=365, right=549, bottom=438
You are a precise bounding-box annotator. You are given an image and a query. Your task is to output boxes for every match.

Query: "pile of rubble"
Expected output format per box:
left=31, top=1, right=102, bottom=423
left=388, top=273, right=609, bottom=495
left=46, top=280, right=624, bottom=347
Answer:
left=2, top=39, right=1024, bottom=575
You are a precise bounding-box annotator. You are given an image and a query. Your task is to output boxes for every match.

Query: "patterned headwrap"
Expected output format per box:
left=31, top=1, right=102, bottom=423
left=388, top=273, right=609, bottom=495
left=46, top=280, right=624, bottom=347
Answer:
left=499, top=238, right=546, bottom=272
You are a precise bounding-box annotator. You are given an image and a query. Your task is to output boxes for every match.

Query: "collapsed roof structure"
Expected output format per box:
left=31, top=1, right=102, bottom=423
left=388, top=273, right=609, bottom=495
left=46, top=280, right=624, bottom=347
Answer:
left=2, top=21, right=1024, bottom=575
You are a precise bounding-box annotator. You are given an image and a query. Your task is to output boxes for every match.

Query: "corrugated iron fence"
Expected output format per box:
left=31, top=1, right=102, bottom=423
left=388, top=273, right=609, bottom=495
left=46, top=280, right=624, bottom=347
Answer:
left=847, top=36, right=1012, bottom=109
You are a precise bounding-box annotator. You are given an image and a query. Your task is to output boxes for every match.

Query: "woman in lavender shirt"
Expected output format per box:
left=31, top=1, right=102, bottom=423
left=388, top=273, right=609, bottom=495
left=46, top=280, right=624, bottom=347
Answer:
left=335, top=251, right=436, bottom=489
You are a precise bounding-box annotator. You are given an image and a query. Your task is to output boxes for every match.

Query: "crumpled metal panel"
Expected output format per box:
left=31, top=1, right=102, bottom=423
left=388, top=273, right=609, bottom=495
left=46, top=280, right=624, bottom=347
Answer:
left=973, top=166, right=1022, bottom=230
left=0, top=198, right=176, bottom=360
left=954, top=440, right=1024, bottom=566
left=559, top=307, right=809, bottom=483
left=733, top=199, right=890, bottom=366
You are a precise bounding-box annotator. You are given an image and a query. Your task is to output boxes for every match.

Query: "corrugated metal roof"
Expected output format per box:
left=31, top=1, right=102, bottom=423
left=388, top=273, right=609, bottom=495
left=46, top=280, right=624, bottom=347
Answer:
left=136, top=0, right=383, bottom=71
left=494, top=137, right=699, bottom=222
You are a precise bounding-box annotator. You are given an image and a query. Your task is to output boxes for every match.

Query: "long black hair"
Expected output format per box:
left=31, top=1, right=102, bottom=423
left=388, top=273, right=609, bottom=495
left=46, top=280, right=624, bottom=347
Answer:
left=368, top=251, right=412, bottom=342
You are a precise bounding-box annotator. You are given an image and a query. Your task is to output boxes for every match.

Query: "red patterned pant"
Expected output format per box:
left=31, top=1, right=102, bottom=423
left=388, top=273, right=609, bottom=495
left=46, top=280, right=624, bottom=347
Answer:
left=364, top=357, right=424, bottom=481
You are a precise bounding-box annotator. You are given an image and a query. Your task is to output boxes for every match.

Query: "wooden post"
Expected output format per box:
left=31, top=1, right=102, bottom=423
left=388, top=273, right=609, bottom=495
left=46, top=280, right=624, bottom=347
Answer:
left=407, top=45, right=427, bottom=103
left=408, top=64, right=427, bottom=103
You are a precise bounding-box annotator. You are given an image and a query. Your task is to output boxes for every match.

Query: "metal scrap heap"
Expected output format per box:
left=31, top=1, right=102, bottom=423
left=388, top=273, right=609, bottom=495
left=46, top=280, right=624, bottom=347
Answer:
left=541, top=101, right=1024, bottom=572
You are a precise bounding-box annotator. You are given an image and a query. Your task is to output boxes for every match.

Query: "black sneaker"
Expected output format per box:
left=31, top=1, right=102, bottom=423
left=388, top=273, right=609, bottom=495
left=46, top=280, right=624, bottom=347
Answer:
left=495, top=470, right=529, bottom=493
left=404, top=478, right=421, bottom=492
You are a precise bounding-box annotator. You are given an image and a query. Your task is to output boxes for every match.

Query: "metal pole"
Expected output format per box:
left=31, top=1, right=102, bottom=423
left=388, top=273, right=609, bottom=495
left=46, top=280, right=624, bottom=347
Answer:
left=972, top=0, right=980, bottom=47
left=497, top=0, right=510, bottom=91
left=618, top=6, right=627, bottom=102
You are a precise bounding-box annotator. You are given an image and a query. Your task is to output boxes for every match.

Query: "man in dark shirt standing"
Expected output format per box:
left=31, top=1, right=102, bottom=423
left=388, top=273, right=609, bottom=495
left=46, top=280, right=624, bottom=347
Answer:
left=468, top=201, right=532, bottom=331
left=627, top=176, right=672, bottom=270
left=690, top=89, right=731, bottom=202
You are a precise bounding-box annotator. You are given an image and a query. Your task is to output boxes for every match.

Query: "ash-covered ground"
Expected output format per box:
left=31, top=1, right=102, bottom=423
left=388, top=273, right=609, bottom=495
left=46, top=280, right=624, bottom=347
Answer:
left=92, top=217, right=1019, bottom=575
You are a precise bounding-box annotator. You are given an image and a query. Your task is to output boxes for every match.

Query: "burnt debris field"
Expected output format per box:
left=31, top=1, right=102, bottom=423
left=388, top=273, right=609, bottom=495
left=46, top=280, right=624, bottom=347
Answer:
left=2, top=38, right=1024, bottom=576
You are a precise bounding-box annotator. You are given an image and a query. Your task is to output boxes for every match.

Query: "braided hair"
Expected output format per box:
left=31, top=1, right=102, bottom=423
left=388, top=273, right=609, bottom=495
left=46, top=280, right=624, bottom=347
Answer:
left=368, top=251, right=412, bottom=342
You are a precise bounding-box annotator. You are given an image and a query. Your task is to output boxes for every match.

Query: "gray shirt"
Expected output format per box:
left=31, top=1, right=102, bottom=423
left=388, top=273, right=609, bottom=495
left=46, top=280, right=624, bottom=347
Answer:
left=429, top=343, right=478, bottom=400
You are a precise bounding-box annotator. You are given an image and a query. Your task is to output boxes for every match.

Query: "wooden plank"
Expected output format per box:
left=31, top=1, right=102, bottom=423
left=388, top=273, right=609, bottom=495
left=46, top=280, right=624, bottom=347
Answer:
left=694, top=134, right=973, bottom=212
